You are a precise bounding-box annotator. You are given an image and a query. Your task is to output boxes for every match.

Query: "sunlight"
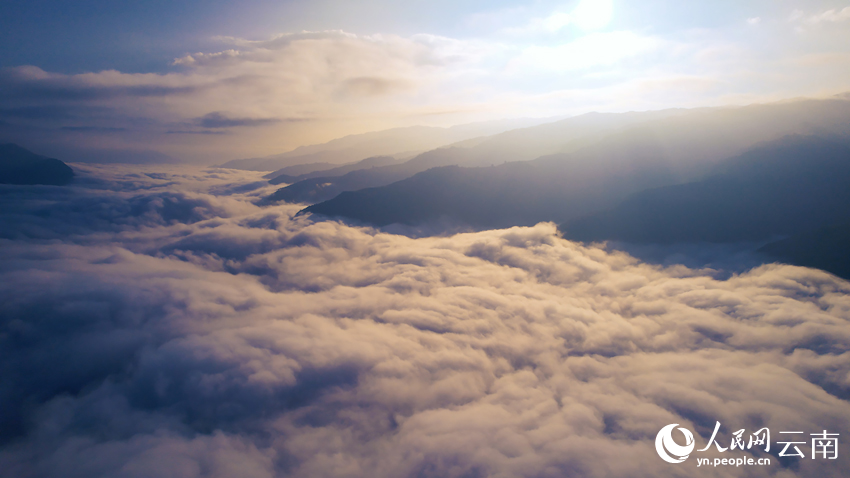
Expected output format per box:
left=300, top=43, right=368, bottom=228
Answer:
left=515, top=31, right=656, bottom=71
left=571, top=0, right=613, bottom=31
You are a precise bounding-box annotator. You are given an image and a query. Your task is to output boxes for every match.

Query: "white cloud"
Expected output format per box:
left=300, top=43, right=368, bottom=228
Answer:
left=805, top=6, right=850, bottom=24
left=510, top=31, right=660, bottom=72
left=0, top=31, right=503, bottom=161
left=571, top=0, right=614, bottom=31
left=747, top=17, right=761, bottom=26
left=503, top=0, right=613, bottom=36
left=543, top=11, right=572, bottom=32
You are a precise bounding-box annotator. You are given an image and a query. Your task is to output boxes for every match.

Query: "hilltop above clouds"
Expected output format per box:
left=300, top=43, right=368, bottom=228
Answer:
left=0, top=143, right=73, bottom=185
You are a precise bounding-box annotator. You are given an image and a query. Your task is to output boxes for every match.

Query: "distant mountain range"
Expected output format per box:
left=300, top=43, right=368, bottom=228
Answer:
left=296, top=98, right=850, bottom=221
left=272, top=97, right=850, bottom=209
left=0, top=144, right=74, bottom=186
left=300, top=136, right=678, bottom=228
left=265, top=109, right=693, bottom=204
left=220, top=117, right=564, bottom=172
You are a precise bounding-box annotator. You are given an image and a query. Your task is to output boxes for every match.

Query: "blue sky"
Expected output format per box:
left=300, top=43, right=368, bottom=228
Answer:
left=0, top=0, right=823, bottom=72
left=1, top=0, right=849, bottom=162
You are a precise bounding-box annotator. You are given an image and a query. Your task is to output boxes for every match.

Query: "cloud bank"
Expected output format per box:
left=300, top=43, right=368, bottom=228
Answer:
left=0, top=31, right=475, bottom=163
left=1, top=166, right=849, bottom=477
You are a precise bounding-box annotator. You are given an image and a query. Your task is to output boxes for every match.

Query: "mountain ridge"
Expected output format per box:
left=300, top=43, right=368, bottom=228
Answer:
left=0, top=143, right=74, bottom=186
left=220, top=117, right=564, bottom=171
left=561, top=135, right=850, bottom=244
left=270, top=97, right=850, bottom=207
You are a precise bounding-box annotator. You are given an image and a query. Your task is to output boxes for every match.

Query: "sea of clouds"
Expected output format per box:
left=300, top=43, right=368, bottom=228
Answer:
left=1, top=165, right=849, bottom=477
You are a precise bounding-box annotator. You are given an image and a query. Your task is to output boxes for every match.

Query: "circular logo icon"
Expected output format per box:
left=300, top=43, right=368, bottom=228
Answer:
left=655, top=424, right=695, bottom=464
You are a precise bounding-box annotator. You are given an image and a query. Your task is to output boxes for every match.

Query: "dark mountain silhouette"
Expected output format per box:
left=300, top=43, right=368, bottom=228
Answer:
left=562, top=135, right=850, bottom=244
left=0, top=144, right=74, bottom=185
left=268, top=156, right=401, bottom=185
left=759, top=222, right=850, bottom=280
left=269, top=97, right=850, bottom=207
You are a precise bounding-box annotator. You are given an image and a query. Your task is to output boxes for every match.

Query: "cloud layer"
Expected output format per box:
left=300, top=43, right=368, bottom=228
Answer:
left=1, top=166, right=849, bottom=477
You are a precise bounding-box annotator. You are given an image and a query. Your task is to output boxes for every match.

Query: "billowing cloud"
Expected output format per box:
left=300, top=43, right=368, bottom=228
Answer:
left=1, top=165, right=849, bottom=477
left=0, top=31, right=485, bottom=162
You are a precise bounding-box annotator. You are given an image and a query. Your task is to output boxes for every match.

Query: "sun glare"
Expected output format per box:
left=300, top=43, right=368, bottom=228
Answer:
left=571, top=0, right=613, bottom=31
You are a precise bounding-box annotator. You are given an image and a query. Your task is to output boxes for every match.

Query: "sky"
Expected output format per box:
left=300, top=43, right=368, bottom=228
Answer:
left=1, top=0, right=850, bottom=163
